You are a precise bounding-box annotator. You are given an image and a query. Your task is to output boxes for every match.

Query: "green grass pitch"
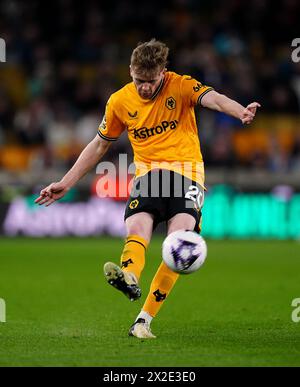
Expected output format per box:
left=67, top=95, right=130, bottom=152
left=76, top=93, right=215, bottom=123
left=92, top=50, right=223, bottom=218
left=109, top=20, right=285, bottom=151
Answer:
left=0, top=236, right=300, bottom=366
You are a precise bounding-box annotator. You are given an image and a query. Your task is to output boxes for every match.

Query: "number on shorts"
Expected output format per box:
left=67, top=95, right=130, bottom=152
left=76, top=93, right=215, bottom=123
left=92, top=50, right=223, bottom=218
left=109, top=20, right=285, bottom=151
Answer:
left=185, top=185, right=204, bottom=209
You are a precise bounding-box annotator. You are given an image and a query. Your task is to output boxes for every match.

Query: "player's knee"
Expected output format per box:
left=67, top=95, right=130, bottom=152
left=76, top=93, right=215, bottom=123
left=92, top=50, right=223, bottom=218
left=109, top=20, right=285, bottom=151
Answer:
left=167, top=213, right=196, bottom=235
left=126, top=214, right=153, bottom=241
left=126, top=223, right=149, bottom=240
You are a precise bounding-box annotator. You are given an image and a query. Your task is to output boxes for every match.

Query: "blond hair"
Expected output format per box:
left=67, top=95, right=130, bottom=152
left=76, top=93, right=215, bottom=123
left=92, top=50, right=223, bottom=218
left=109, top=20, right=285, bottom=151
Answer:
left=130, top=39, right=169, bottom=75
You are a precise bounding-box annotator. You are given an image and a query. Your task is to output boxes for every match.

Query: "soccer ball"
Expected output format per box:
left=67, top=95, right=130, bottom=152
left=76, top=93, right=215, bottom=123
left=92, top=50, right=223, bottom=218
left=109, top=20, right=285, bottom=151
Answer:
left=162, top=230, right=207, bottom=274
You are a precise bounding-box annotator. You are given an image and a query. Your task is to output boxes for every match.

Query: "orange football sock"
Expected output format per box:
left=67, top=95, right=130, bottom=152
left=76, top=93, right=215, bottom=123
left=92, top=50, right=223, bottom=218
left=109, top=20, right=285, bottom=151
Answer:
left=142, top=261, right=179, bottom=317
left=120, top=234, right=148, bottom=282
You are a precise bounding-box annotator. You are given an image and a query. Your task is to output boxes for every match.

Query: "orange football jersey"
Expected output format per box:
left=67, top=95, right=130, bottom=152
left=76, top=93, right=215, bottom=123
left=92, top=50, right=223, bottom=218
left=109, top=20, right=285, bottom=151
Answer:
left=98, top=71, right=213, bottom=187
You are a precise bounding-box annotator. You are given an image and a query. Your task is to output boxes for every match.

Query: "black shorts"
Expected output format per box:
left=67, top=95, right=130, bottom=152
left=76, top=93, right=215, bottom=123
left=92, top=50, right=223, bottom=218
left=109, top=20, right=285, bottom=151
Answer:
left=124, top=169, right=205, bottom=232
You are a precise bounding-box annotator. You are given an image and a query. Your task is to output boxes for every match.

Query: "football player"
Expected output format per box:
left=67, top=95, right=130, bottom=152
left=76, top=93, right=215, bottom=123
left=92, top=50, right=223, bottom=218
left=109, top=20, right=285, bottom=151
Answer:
left=36, top=39, right=260, bottom=338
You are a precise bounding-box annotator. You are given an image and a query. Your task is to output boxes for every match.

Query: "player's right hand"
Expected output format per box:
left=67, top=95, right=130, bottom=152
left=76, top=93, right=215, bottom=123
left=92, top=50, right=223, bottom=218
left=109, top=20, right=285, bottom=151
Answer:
left=35, top=182, right=69, bottom=206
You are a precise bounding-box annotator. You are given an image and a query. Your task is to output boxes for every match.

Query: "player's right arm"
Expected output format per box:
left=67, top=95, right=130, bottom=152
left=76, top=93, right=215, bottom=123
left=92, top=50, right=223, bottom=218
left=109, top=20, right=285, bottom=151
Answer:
left=35, top=135, right=112, bottom=206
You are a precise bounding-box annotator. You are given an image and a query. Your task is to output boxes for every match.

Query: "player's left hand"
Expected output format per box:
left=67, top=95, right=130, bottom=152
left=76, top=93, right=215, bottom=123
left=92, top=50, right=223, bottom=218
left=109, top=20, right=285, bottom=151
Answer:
left=241, top=102, right=261, bottom=124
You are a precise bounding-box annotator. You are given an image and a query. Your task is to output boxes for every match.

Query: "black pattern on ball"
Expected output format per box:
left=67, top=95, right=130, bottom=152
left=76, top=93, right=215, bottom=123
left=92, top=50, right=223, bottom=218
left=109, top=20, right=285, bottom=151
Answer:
left=171, top=238, right=200, bottom=270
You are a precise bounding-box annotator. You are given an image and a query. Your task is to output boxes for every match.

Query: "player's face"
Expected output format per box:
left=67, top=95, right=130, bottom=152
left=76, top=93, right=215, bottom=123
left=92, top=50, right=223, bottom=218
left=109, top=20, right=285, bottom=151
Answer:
left=130, top=67, right=165, bottom=99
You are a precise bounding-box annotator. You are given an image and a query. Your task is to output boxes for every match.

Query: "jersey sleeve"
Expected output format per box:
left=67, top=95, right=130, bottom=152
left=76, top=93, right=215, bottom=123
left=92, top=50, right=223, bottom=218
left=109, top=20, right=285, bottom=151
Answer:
left=180, top=75, right=214, bottom=107
left=97, top=96, right=126, bottom=141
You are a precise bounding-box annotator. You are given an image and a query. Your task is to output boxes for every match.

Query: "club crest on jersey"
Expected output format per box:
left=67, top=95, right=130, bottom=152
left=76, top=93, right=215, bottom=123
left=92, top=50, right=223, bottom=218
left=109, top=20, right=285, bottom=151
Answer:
left=165, top=96, right=176, bottom=110
left=128, top=110, right=138, bottom=119
left=132, top=119, right=178, bottom=140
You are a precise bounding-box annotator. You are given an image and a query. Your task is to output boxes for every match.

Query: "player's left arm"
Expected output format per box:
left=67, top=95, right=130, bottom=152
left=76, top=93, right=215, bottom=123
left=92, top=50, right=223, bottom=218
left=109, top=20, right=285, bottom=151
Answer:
left=200, top=90, right=261, bottom=124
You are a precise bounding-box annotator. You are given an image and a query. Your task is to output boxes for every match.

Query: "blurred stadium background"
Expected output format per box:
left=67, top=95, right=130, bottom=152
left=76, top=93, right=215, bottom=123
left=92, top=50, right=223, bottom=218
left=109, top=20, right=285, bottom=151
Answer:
left=0, top=0, right=300, bottom=238
left=1, top=0, right=300, bottom=366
